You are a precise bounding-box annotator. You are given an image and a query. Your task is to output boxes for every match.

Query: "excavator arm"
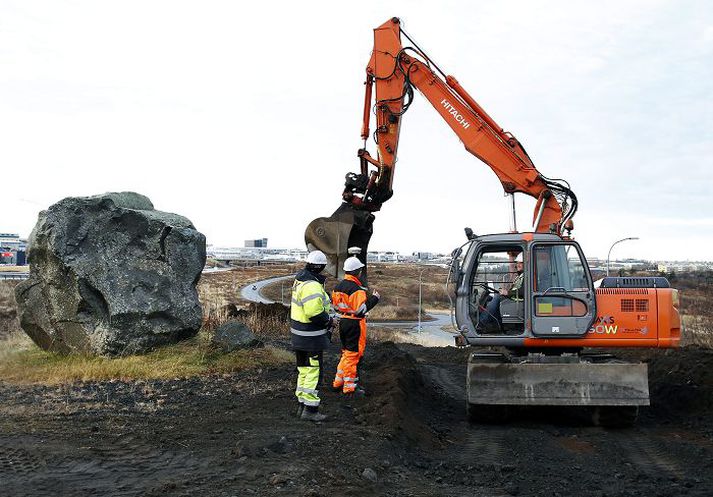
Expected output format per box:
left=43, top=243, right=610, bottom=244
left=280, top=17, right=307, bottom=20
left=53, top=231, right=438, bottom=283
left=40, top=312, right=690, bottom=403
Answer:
left=306, top=17, right=577, bottom=278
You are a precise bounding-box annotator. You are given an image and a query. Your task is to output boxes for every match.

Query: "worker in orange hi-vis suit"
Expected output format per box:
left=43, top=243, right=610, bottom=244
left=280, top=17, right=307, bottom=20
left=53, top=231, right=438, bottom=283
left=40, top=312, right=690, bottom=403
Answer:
left=331, top=256, right=380, bottom=397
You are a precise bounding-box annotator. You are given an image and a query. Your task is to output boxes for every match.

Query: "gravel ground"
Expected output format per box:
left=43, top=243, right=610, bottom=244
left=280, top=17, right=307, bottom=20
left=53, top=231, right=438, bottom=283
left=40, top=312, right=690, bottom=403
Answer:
left=1, top=340, right=712, bottom=497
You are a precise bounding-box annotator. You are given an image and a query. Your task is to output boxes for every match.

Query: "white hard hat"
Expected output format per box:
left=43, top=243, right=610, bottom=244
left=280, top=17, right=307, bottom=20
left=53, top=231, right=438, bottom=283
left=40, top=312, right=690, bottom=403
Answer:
left=515, top=253, right=523, bottom=263
left=343, top=256, right=365, bottom=272
left=307, top=250, right=328, bottom=265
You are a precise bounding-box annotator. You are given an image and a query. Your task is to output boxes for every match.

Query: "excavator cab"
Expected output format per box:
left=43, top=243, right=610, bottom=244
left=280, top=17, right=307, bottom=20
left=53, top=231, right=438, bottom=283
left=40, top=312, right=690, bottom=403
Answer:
left=453, top=233, right=651, bottom=425
left=457, top=234, right=597, bottom=343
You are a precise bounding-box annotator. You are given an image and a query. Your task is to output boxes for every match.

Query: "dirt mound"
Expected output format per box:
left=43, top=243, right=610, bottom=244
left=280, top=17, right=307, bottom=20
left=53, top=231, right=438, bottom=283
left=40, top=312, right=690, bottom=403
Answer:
left=359, top=342, right=450, bottom=448
left=2, top=339, right=713, bottom=496
left=646, top=346, right=713, bottom=424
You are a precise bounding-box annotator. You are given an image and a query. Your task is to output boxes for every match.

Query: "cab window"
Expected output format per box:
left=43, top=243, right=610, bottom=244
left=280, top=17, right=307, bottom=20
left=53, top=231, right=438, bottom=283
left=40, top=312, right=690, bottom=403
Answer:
left=533, top=244, right=589, bottom=292
left=473, top=248, right=523, bottom=296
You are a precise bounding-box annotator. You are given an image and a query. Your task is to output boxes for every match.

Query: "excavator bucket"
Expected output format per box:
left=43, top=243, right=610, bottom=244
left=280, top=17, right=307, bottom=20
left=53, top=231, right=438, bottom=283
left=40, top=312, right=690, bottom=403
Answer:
left=305, top=204, right=374, bottom=280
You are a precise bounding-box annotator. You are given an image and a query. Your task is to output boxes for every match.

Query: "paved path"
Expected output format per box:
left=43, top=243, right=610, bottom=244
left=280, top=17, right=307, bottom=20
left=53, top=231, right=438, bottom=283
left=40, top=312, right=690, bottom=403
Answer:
left=239, top=275, right=294, bottom=304
left=372, top=311, right=458, bottom=347
left=240, top=275, right=458, bottom=346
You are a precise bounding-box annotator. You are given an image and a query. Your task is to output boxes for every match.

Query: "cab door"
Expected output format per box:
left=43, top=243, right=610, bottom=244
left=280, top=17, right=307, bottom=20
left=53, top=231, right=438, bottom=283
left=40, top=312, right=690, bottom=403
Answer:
left=530, top=242, right=596, bottom=337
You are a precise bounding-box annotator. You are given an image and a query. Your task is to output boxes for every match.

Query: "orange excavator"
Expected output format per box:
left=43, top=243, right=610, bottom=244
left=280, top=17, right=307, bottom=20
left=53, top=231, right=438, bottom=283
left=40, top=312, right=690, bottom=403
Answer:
left=306, top=18, right=681, bottom=425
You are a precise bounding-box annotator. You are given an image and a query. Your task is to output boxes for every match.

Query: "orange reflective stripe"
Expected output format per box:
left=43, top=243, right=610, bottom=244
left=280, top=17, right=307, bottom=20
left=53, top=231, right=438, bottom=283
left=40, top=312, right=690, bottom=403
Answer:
left=332, top=274, right=369, bottom=318
left=332, top=290, right=367, bottom=316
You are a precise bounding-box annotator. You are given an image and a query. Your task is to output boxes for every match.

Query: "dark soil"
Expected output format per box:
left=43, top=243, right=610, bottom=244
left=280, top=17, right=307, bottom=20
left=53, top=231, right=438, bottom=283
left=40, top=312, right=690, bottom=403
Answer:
left=1, top=341, right=712, bottom=497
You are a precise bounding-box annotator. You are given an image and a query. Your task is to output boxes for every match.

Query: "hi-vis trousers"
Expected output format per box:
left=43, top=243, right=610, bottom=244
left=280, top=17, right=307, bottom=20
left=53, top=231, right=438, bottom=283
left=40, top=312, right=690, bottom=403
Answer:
left=332, top=317, right=366, bottom=394
left=295, top=350, right=323, bottom=408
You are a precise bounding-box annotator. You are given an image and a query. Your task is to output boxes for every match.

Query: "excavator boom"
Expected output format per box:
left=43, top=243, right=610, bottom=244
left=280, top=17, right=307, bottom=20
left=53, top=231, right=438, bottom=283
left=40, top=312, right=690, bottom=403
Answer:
left=304, top=17, right=680, bottom=426
left=306, top=18, right=576, bottom=278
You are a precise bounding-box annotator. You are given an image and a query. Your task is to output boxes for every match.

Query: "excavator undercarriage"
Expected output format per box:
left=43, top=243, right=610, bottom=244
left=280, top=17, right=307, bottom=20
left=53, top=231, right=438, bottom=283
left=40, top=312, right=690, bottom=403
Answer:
left=466, top=351, right=648, bottom=426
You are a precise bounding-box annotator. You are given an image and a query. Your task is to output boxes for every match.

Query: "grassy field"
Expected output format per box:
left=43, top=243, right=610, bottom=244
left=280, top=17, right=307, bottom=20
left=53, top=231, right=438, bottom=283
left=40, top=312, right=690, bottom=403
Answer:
left=260, top=263, right=452, bottom=321
left=0, top=265, right=29, bottom=272
left=198, top=264, right=299, bottom=341
left=0, top=266, right=299, bottom=384
left=0, top=263, right=444, bottom=384
left=0, top=332, right=292, bottom=384
left=672, top=271, right=713, bottom=347
left=1, top=266, right=711, bottom=384
left=0, top=280, right=21, bottom=338
left=197, top=264, right=299, bottom=314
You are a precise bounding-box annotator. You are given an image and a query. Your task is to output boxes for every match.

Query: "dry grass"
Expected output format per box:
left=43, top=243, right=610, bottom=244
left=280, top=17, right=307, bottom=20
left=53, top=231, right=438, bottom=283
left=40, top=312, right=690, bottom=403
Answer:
left=366, top=326, right=408, bottom=343
left=197, top=264, right=295, bottom=342
left=197, top=264, right=298, bottom=318
left=367, top=264, right=451, bottom=310
left=2, top=266, right=710, bottom=385
left=262, top=263, right=452, bottom=321
left=0, top=265, right=28, bottom=272
left=0, top=266, right=300, bottom=385
left=671, top=271, right=713, bottom=347
left=235, top=305, right=289, bottom=339
left=367, top=304, right=420, bottom=321
left=0, top=280, right=21, bottom=339
left=0, top=331, right=292, bottom=385
left=682, top=315, right=713, bottom=347
left=260, top=278, right=293, bottom=305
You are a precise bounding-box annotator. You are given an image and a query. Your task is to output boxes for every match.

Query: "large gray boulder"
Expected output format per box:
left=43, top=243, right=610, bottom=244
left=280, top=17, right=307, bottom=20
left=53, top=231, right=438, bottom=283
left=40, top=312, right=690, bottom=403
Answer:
left=15, top=192, right=206, bottom=356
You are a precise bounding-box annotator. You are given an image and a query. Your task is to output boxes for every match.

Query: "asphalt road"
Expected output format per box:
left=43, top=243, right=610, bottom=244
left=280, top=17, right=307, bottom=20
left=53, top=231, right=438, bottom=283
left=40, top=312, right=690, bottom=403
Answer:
left=371, top=311, right=458, bottom=347
left=241, top=273, right=457, bottom=347
left=239, top=275, right=294, bottom=304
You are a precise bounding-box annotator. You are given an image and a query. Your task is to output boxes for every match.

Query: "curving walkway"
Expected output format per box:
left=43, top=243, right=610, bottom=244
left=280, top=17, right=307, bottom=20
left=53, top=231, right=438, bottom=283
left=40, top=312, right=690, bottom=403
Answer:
left=239, top=275, right=294, bottom=304
left=371, top=311, right=458, bottom=347
left=240, top=275, right=458, bottom=346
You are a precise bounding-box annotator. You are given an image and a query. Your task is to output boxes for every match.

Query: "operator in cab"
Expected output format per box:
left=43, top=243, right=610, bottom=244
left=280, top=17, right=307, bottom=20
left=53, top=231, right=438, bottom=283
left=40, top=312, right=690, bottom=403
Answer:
left=478, top=253, right=524, bottom=330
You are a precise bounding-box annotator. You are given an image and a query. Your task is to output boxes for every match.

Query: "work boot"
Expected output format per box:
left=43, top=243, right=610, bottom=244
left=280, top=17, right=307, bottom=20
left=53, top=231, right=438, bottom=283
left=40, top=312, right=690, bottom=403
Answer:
left=344, top=386, right=366, bottom=399
left=295, top=403, right=304, bottom=418
left=301, top=408, right=327, bottom=422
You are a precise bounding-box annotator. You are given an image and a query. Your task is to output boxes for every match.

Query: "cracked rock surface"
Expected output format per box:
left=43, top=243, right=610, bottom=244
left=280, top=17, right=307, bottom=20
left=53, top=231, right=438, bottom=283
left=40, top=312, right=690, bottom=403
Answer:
left=15, top=192, right=206, bottom=356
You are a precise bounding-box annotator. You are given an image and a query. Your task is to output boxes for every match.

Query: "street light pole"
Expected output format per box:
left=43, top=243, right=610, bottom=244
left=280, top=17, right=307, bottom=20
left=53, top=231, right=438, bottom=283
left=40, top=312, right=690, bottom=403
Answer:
left=607, top=237, right=639, bottom=276
left=418, top=267, right=426, bottom=332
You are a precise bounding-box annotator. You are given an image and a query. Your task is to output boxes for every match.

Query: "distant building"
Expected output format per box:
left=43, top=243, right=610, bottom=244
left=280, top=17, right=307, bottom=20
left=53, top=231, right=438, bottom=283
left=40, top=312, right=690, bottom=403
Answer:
left=207, top=245, right=306, bottom=264
left=367, top=251, right=401, bottom=263
left=0, top=233, right=20, bottom=248
left=413, top=251, right=435, bottom=261
left=0, top=233, right=28, bottom=265
left=244, top=238, right=268, bottom=248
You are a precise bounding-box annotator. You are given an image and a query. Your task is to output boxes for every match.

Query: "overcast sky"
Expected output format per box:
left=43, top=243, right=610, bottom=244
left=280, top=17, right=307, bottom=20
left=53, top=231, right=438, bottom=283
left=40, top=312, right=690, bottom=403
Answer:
left=1, top=1, right=711, bottom=261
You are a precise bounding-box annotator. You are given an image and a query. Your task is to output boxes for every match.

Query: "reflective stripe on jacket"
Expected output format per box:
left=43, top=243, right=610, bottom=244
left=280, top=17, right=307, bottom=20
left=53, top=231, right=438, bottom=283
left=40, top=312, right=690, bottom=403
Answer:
left=331, top=274, right=378, bottom=320
left=290, top=268, right=331, bottom=351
